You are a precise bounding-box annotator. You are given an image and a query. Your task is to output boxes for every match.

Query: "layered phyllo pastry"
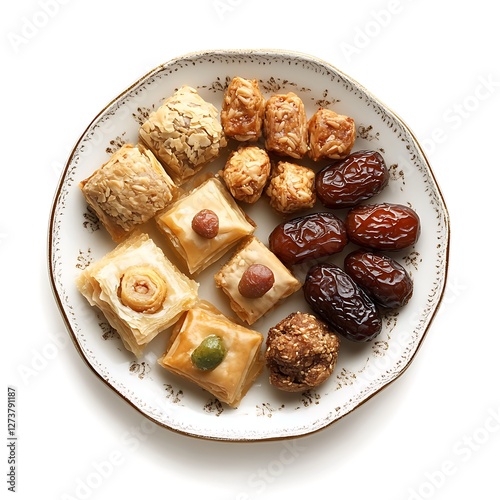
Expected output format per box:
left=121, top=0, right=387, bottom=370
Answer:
left=220, top=76, right=265, bottom=142
left=214, top=236, right=302, bottom=325
left=308, top=108, right=356, bottom=161
left=263, top=92, right=308, bottom=159
left=155, top=177, right=255, bottom=275
left=139, top=85, right=227, bottom=185
left=158, top=301, right=264, bottom=408
left=76, top=232, right=199, bottom=357
left=79, top=144, right=176, bottom=242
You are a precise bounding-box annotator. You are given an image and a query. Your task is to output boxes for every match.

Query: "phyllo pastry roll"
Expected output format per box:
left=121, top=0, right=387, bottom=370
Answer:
left=76, top=232, right=199, bottom=357
left=156, top=177, right=255, bottom=275
left=263, top=92, right=308, bottom=159
left=139, top=85, right=227, bottom=185
left=79, top=144, right=176, bottom=243
left=214, top=236, right=302, bottom=325
left=159, top=302, right=264, bottom=408
left=220, top=76, right=265, bottom=142
left=220, top=146, right=271, bottom=204
left=308, top=108, right=356, bottom=161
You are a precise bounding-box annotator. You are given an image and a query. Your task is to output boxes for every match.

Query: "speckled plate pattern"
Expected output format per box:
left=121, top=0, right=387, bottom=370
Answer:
left=48, top=49, right=450, bottom=441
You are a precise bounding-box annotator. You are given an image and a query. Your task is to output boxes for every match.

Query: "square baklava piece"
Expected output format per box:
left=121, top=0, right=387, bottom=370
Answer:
left=156, top=177, right=255, bottom=275
left=158, top=302, right=264, bottom=408
left=79, top=144, right=176, bottom=243
left=139, top=85, right=227, bottom=185
left=214, top=236, right=302, bottom=325
left=76, top=232, right=199, bottom=357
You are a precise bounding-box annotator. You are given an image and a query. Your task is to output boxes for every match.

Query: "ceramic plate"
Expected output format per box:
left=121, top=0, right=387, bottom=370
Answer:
left=48, top=49, right=450, bottom=441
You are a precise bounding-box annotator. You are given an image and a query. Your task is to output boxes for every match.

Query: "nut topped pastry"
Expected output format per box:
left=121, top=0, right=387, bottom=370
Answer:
left=139, top=85, right=227, bottom=185
left=76, top=232, right=199, bottom=357
left=79, top=144, right=176, bottom=242
left=221, top=146, right=271, bottom=204
left=263, top=92, right=308, bottom=159
left=221, top=76, right=265, bottom=142
left=308, top=108, right=356, bottom=161
left=214, top=236, right=302, bottom=325
left=265, top=161, right=316, bottom=214
left=158, top=301, right=264, bottom=408
left=156, top=177, right=255, bottom=275
left=266, top=312, right=340, bottom=392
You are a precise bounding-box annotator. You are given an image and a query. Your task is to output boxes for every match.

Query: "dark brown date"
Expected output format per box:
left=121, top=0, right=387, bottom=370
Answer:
left=303, top=263, right=382, bottom=342
left=346, top=203, right=420, bottom=250
left=315, top=150, right=389, bottom=208
left=344, top=250, right=413, bottom=309
left=269, top=212, right=348, bottom=266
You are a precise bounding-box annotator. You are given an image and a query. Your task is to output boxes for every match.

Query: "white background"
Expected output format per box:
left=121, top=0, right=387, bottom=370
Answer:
left=2, top=1, right=500, bottom=499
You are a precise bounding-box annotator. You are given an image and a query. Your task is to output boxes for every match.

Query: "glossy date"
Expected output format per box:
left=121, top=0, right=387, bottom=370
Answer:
left=303, top=263, right=382, bottom=342
left=269, top=212, right=347, bottom=266
left=346, top=202, right=420, bottom=250
left=344, top=250, right=413, bottom=309
left=315, top=150, right=389, bottom=208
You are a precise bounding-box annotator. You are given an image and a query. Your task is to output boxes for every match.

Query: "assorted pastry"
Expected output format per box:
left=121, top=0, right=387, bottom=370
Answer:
left=76, top=75, right=421, bottom=407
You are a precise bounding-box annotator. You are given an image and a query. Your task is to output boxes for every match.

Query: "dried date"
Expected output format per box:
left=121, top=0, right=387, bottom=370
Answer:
left=346, top=203, right=420, bottom=250
left=315, top=150, right=389, bottom=208
left=303, top=263, right=382, bottom=342
left=269, top=212, right=348, bottom=266
left=344, top=250, right=413, bottom=309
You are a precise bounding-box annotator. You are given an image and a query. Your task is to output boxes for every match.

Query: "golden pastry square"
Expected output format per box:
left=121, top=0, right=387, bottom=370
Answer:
left=79, top=144, right=176, bottom=242
left=158, top=302, right=264, bottom=408
left=155, top=177, right=255, bottom=275
left=214, top=236, right=302, bottom=325
left=139, top=85, right=227, bottom=185
left=76, top=232, right=199, bottom=357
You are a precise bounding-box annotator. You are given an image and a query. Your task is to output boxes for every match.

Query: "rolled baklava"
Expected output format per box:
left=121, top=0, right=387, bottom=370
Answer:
left=139, top=85, right=227, bottom=185
left=76, top=232, right=199, bottom=357
left=220, top=76, right=265, bottom=142
left=79, top=144, right=176, bottom=242
left=159, top=302, right=264, bottom=408
left=263, top=92, right=308, bottom=158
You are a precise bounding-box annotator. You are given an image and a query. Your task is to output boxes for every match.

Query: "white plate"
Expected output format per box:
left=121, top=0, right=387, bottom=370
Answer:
left=48, top=49, right=450, bottom=441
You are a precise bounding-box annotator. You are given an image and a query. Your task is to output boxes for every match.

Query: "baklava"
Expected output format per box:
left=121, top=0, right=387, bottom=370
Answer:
left=159, top=302, right=264, bottom=408
left=79, top=144, right=176, bottom=242
left=139, top=85, right=227, bottom=185
left=156, top=177, right=255, bottom=275
left=76, top=232, right=199, bottom=357
left=214, top=236, right=302, bottom=325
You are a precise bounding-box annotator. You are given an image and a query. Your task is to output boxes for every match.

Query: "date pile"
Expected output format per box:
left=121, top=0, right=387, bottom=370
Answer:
left=269, top=150, right=420, bottom=343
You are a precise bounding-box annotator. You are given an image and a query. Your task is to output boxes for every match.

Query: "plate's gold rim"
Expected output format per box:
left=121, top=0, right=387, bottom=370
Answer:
left=47, top=48, right=450, bottom=442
